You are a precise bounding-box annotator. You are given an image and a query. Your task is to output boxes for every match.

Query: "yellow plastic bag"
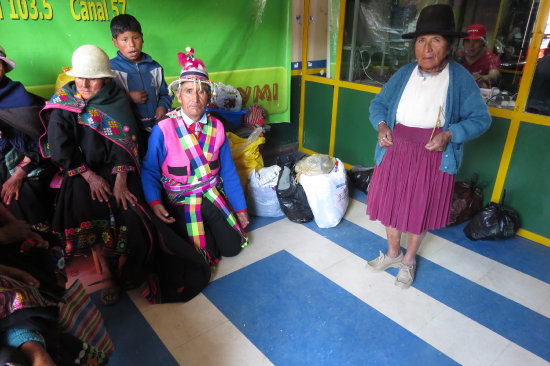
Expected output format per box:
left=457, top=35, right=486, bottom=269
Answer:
left=55, top=67, right=74, bottom=91
left=226, top=128, right=265, bottom=189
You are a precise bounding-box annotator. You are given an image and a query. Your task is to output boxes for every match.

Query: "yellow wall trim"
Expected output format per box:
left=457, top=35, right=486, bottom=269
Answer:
left=517, top=229, right=550, bottom=247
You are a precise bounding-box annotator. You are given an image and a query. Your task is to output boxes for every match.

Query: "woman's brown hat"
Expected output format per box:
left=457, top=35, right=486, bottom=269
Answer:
left=402, top=4, right=468, bottom=39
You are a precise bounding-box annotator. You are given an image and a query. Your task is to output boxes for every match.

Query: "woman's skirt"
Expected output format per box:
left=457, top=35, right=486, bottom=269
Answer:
left=366, top=123, right=454, bottom=235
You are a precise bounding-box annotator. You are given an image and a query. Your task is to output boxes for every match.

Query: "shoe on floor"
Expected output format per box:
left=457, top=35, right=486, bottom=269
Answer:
left=101, top=286, right=121, bottom=306
left=366, top=251, right=404, bottom=272
left=395, top=263, right=416, bottom=289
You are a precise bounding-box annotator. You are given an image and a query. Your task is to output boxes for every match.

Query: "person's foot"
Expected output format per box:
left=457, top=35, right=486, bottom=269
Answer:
left=366, top=250, right=403, bottom=272
left=101, top=285, right=121, bottom=305
left=394, top=263, right=416, bottom=289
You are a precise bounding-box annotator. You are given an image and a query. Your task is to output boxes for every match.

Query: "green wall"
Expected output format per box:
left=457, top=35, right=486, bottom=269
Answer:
left=504, top=122, right=550, bottom=237
left=334, top=88, right=377, bottom=167
left=456, top=116, right=511, bottom=206
left=302, top=81, right=333, bottom=154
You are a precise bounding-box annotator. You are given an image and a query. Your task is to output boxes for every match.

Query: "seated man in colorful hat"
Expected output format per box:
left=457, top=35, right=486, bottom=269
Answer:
left=457, top=24, right=501, bottom=88
left=141, top=48, right=249, bottom=268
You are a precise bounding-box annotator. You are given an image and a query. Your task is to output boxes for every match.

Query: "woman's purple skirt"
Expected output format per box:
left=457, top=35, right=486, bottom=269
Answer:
left=366, top=123, right=454, bottom=235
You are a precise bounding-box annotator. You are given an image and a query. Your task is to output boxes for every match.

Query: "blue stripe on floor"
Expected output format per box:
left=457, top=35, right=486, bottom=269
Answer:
left=90, top=292, right=177, bottom=365
left=431, top=222, right=550, bottom=283
left=248, top=214, right=285, bottom=232
left=204, top=250, right=458, bottom=366
left=304, top=219, right=550, bottom=362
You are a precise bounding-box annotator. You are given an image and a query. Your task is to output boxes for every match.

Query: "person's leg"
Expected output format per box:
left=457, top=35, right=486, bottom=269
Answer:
left=386, top=226, right=403, bottom=258
left=201, top=199, right=243, bottom=258
left=395, top=231, right=426, bottom=289
left=96, top=247, right=121, bottom=306
left=403, top=232, right=425, bottom=266
left=366, top=226, right=403, bottom=271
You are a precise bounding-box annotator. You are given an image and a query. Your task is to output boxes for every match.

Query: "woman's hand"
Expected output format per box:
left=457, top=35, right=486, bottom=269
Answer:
left=1, top=171, right=24, bottom=205
left=0, top=264, right=40, bottom=287
left=129, top=90, right=148, bottom=104
left=152, top=203, right=176, bottom=224
left=0, top=220, right=48, bottom=248
left=236, top=211, right=249, bottom=229
left=425, top=130, right=452, bottom=152
left=155, top=106, right=167, bottom=121
left=82, top=170, right=112, bottom=202
left=113, top=172, right=137, bottom=210
left=377, top=121, right=393, bottom=148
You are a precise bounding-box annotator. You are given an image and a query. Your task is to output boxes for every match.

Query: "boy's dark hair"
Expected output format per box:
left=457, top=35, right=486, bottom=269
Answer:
left=110, top=14, right=142, bottom=38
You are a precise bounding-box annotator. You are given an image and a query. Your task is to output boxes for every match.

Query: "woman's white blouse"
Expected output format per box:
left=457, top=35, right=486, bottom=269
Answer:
left=395, top=63, right=450, bottom=129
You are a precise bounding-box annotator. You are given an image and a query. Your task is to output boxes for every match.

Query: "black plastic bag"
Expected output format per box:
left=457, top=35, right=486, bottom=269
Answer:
left=448, top=174, right=484, bottom=226
left=464, top=190, right=520, bottom=240
left=347, top=165, right=374, bottom=194
left=276, top=157, right=314, bottom=223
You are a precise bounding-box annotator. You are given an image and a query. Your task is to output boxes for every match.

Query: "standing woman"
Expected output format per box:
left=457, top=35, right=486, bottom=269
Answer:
left=365, top=5, right=491, bottom=288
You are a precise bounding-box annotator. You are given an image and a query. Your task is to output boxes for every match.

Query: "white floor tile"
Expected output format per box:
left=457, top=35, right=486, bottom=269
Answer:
left=321, top=254, right=444, bottom=334
left=171, top=320, right=273, bottom=366
left=417, top=308, right=508, bottom=366
left=129, top=292, right=230, bottom=350
left=284, top=226, right=353, bottom=272
left=537, top=294, right=550, bottom=318
left=491, top=342, right=550, bottom=366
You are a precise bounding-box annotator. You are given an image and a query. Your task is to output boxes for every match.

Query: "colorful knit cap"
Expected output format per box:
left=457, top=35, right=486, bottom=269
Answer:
left=169, top=47, right=215, bottom=92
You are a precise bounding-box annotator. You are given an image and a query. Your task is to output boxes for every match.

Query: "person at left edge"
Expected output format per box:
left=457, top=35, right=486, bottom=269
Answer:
left=0, top=45, right=57, bottom=234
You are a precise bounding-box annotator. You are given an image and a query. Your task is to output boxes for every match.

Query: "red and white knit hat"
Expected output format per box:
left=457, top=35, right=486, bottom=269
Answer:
left=169, top=47, right=215, bottom=92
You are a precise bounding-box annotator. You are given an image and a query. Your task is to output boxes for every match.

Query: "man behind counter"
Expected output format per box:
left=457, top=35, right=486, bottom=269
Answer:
left=458, top=24, right=501, bottom=88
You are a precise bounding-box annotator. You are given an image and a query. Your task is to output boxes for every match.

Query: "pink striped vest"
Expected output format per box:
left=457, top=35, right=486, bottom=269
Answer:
left=157, top=114, right=225, bottom=185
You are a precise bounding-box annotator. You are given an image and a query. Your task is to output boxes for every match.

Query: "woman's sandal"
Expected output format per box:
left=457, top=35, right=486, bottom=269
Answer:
left=101, top=286, right=121, bottom=306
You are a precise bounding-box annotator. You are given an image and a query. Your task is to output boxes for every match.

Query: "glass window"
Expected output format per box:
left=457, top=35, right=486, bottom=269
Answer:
left=339, top=0, right=545, bottom=113
left=486, top=0, right=540, bottom=110
left=293, top=0, right=340, bottom=79
left=525, top=8, right=550, bottom=116
left=340, top=0, right=417, bottom=85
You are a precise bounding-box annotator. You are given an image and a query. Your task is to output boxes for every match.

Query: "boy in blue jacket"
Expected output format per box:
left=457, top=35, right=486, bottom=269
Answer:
left=110, top=14, right=173, bottom=132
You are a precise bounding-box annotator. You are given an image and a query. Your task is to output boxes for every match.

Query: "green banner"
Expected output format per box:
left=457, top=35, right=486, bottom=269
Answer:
left=0, top=0, right=291, bottom=122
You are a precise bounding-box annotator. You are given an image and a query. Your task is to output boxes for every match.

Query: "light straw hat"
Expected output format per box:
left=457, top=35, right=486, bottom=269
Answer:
left=65, top=45, right=115, bottom=79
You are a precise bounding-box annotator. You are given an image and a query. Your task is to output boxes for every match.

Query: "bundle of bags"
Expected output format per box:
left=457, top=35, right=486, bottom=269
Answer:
left=247, top=165, right=284, bottom=217
left=463, top=189, right=520, bottom=240
left=211, top=82, right=242, bottom=111
left=227, top=127, right=265, bottom=190
left=246, top=154, right=349, bottom=228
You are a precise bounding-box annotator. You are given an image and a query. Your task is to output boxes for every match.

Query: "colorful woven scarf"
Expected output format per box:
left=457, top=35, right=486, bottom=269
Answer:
left=39, top=82, right=140, bottom=169
left=162, top=112, right=247, bottom=267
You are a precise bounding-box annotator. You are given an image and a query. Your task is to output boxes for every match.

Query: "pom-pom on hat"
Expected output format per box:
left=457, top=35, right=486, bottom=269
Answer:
left=169, top=47, right=214, bottom=93
left=0, top=45, right=16, bottom=73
